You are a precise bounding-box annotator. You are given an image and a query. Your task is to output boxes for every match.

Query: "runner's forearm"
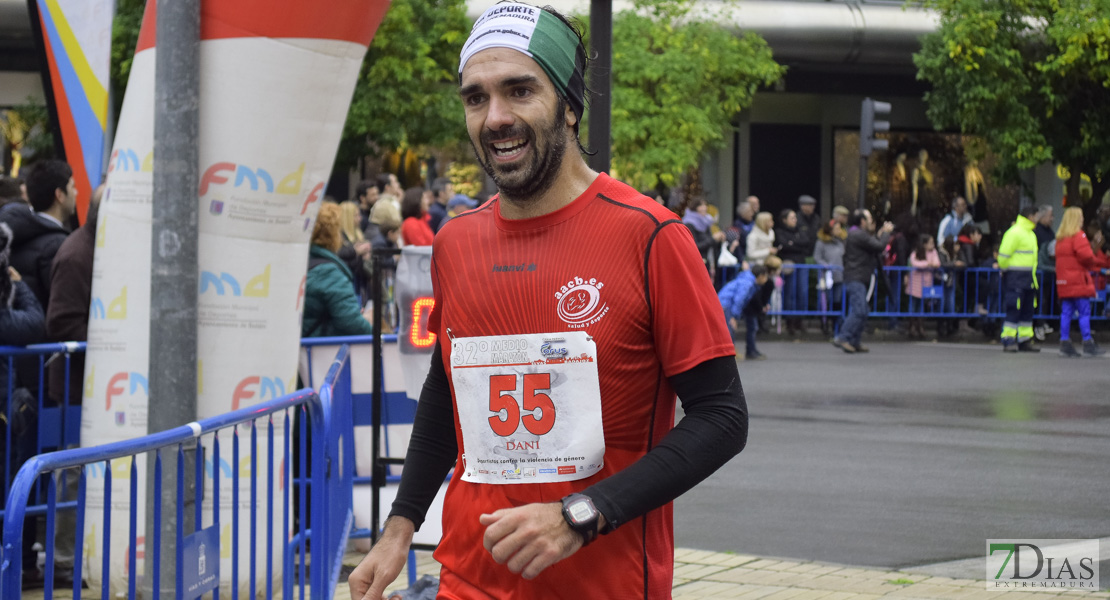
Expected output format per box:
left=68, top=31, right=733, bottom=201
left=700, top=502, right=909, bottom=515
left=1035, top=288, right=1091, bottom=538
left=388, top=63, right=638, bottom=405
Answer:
left=388, top=345, right=457, bottom=530
left=583, top=355, right=748, bottom=532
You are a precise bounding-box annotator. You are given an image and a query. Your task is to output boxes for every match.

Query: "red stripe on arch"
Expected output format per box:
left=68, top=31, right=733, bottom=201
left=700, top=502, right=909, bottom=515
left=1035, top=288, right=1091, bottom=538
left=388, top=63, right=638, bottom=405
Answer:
left=135, top=0, right=389, bottom=54
left=135, top=0, right=157, bottom=54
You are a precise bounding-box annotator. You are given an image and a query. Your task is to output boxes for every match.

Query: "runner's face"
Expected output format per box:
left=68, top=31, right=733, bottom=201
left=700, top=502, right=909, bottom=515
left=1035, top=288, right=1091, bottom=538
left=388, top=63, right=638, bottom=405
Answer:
left=460, top=48, right=573, bottom=203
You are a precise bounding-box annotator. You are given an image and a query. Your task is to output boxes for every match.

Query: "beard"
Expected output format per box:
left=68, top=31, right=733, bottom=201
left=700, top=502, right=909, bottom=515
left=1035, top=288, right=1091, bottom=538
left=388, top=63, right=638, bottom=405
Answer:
left=470, top=96, right=569, bottom=205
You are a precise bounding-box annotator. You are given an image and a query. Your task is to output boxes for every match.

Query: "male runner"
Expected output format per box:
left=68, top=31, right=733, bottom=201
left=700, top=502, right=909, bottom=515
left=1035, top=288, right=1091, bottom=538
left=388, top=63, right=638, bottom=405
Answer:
left=349, top=4, right=748, bottom=598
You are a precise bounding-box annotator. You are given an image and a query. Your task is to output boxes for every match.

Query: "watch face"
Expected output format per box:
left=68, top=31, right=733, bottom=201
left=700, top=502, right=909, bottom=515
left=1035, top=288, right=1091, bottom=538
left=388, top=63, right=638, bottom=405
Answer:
left=568, top=501, right=594, bottom=523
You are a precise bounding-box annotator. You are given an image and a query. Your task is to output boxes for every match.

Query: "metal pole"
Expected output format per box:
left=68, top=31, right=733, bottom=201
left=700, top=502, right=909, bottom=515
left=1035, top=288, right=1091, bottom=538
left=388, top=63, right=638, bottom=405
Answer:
left=857, top=155, right=868, bottom=210
left=146, top=0, right=200, bottom=596
left=587, top=0, right=612, bottom=173
left=370, top=248, right=384, bottom=544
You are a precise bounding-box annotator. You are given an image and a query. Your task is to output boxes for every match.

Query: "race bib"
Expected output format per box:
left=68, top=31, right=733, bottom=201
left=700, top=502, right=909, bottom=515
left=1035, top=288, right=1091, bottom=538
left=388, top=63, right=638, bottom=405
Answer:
left=450, top=331, right=604, bottom=484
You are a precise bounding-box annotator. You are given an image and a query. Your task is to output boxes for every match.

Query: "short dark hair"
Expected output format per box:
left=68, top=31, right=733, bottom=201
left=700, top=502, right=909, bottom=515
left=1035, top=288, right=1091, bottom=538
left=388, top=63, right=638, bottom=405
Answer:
left=778, top=208, right=795, bottom=225
left=355, top=179, right=375, bottom=200
left=959, top=224, right=980, bottom=238
left=848, top=209, right=869, bottom=228
left=25, top=160, right=72, bottom=212
left=750, top=264, right=768, bottom=278
left=401, top=187, right=426, bottom=220
left=1020, top=205, right=1040, bottom=219
left=914, top=234, right=934, bottom=261
left=0, top=176, right=21, bottom=200
left=379, top=222, right=399, bottom=237
left=375, top=173, right=394, bottom=194
left=431, top=177, right=451, bottom=196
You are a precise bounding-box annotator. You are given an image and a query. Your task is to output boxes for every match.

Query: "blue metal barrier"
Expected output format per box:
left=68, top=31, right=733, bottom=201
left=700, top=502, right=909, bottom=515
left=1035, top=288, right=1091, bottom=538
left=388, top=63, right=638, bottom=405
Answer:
left=300, top=334, right=433, bottom=587
left=724, top=263, right=1109, bottom=321
left=0, top=345, right=354, bottom=600
left=304, top=332, right=446, bottom=585
left=0, top=342, right=85, bottom=521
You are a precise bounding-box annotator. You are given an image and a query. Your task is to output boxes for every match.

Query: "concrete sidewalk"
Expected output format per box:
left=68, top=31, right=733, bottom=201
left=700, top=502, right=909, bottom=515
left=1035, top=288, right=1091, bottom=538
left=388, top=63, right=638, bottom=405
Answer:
left=336, top=548, right=1110, bottom=599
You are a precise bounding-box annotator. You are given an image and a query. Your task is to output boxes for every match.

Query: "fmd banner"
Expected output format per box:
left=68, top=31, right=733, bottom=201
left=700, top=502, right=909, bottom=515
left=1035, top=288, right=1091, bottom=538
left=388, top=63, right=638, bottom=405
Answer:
left=82, top=0, right=389, bottom=593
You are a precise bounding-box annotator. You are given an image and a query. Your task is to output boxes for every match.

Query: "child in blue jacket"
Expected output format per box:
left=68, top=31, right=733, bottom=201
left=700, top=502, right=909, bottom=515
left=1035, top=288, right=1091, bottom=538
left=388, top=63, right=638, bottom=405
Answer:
left=719, top=264, right=770, bottom=360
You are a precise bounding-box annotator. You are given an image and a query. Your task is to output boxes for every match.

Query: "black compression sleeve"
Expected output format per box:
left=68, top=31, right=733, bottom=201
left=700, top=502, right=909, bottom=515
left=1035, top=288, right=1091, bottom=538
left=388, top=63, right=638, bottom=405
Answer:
left=388, top=344, right=458, bottom=530
left=582, top=355, right=748, bottom=532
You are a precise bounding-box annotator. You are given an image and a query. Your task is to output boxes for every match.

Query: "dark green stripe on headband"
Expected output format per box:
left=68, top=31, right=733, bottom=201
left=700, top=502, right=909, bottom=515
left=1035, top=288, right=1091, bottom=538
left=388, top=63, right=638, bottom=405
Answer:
left=532, top=11, right=586, bottom=124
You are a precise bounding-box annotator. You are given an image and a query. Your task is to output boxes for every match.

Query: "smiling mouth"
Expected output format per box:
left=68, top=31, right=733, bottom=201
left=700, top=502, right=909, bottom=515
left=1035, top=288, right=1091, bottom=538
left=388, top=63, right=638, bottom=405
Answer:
left=490, top=138, right=528, bottom=160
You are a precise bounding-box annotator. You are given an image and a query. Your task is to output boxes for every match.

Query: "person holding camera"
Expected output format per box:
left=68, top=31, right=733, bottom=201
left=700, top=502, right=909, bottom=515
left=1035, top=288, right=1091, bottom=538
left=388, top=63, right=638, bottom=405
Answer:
left=833, top=209, right=894, bottom=353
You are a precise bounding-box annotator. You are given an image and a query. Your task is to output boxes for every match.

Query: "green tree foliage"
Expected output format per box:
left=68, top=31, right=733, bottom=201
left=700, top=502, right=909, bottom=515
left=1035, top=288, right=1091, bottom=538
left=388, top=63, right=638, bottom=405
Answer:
left=109, top=0, right=144, bottom=116
left=338, top=0, right=470, bottom=169
left=2, top=99, right=54, bottom=173
left=914, top=0, right=1110, bottom=219
left=608, top=0, right=784, bottom=191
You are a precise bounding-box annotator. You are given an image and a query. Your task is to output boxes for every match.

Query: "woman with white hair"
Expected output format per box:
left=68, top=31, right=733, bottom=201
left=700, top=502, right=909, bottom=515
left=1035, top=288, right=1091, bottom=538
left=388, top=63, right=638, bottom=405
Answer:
left=745, top=211, right=777, bottom=266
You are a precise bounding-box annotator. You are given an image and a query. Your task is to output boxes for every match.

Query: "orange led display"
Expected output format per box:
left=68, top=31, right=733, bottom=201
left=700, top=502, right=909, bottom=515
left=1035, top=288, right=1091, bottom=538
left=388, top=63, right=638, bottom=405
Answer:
left=410, top=297, right=437, bottom=348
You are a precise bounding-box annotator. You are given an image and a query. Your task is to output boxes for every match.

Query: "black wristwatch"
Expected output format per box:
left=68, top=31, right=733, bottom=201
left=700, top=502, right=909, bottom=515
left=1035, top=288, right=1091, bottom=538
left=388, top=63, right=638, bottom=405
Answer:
left=560, top=493, right=600, bottom=546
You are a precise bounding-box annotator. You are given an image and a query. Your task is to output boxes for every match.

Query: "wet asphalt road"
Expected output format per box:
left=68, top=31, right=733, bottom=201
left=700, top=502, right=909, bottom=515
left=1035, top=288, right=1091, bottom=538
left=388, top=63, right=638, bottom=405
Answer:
left=673, top=340, right=1110, bottom=570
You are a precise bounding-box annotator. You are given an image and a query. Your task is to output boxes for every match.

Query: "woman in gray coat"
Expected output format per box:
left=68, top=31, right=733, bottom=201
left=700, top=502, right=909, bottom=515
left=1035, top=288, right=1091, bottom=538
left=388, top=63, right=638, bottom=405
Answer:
left=814, top=221, right=845, bottom=335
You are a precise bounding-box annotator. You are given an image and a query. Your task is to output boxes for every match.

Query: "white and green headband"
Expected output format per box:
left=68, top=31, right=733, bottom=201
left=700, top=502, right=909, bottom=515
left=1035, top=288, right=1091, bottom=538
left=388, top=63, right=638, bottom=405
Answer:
left=459, top=3, right=586, bottom=122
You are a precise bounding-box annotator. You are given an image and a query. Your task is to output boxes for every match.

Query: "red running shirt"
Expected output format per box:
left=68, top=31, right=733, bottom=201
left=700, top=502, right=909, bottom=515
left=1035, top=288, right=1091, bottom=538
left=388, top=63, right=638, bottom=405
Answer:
left=427, top=173, right=735, bottom=599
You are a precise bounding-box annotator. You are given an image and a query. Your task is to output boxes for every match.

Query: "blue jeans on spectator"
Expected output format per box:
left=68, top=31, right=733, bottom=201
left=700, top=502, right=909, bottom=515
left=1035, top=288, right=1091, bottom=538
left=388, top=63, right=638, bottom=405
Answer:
left=943, top=284, right=956, bottom=315
left=819, top=282, right=843, bottom=333
left=984, top=271, right=1002, bottom=313
left=840, top=281, right=869, bottom=348
left=783, top=267, right=810, bottom=322
left=1059, top=298, right=1092, bottom=341
left=743, top=312, right=760, bottom=357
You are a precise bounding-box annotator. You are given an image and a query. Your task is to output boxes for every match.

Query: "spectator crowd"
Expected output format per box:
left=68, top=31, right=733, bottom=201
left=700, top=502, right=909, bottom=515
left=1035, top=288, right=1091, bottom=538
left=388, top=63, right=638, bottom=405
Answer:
left=4, top=159, right=1109, bottom=390
left=9, top=156, right=1105, bottom=370
left=684, top=190, right=1110, bottom=359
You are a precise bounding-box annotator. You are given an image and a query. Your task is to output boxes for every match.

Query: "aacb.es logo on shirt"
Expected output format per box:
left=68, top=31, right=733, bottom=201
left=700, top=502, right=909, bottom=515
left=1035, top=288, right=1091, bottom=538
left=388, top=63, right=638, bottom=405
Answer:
left=554, top=276, right=609, bottom=329
left=986, top=539, right=1098, bottom=590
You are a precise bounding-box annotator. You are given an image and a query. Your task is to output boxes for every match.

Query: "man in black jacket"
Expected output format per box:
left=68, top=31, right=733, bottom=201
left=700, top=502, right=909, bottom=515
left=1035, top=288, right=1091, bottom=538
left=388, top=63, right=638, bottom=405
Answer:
left=0, top=160, right=77, bottom=309
left=797, top=194, right=821, bottom=255
left=833, top=208, right=893, bottom=353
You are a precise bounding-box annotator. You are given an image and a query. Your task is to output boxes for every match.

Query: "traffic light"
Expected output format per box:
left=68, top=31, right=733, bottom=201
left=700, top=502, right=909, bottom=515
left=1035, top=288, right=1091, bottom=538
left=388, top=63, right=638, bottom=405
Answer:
left=859, top=98, right=891, bottom=157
